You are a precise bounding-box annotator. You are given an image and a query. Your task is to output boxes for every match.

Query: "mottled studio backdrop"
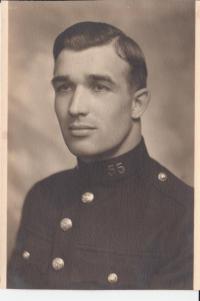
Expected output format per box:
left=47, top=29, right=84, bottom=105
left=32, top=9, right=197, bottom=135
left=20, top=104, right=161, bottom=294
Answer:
left=8, top=0, right=194, bottom=259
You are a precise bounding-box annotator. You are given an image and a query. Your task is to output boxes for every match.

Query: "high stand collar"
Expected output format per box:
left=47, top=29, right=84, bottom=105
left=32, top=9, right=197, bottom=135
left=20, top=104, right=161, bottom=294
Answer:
left=77, top=137, right=150, bottom=185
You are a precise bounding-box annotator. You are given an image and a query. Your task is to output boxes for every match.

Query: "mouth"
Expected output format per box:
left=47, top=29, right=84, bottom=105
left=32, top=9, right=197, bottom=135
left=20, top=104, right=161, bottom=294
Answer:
left=68, top=124, right=96, bottom=137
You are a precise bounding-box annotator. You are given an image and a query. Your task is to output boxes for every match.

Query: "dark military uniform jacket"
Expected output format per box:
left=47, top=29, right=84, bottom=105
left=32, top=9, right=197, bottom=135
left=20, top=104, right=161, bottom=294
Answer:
left=7, top=139, right=193, bottom=289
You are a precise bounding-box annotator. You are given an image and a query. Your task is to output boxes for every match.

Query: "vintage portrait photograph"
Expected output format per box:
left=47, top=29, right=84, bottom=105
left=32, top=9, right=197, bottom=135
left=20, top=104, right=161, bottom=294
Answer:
left=5, top=0, right=195, bottom=290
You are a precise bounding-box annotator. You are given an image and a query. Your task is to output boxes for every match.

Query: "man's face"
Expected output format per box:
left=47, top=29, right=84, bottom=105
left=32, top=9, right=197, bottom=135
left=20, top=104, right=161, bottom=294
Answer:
left=52, top=43, right=137, bottom=161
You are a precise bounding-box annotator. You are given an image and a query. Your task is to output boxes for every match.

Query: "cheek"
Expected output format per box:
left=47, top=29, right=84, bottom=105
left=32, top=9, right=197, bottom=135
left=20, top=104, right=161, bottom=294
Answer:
left=54, top=97, right=69, bottom=121
left=104, top=97, right=132, bottom=124
left=98, top=109, right=132, bottom=142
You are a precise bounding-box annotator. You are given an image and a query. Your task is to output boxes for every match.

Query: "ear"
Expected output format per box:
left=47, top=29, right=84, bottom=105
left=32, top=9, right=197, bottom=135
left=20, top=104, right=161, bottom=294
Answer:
left=131, top=88, right=150, bottom=119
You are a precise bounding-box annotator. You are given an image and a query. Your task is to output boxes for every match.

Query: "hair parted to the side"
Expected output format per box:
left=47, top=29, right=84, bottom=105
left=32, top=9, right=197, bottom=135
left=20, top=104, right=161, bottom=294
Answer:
left=53, top=21, right=147, bottom=89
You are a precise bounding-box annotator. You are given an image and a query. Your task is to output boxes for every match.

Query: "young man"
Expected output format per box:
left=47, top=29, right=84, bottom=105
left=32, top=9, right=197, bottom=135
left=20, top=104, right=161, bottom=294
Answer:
left=7, top=21, right=193, bottom=289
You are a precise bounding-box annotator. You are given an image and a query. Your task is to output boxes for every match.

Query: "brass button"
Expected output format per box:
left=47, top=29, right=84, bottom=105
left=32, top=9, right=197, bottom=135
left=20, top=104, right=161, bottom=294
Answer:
left=52, top=257, right=64, bottom=271
left=107, top=272, right=118, bottom=284
left=158, top=172, right=168, bottom=182
left=22, top=250, right=30, bottom=260
left=81, top=192, right=94, bottom=203
left=60, top=218, right=72, bottom=231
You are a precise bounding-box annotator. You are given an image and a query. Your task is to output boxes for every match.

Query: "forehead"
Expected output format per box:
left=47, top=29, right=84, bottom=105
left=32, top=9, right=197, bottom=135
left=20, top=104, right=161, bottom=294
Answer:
left=54, top=43, right=130, bottom=81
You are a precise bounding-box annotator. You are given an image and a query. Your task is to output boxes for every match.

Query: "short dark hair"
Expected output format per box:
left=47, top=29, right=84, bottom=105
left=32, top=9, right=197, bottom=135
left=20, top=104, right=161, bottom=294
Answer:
left=53, top=21, right=147, bottom=89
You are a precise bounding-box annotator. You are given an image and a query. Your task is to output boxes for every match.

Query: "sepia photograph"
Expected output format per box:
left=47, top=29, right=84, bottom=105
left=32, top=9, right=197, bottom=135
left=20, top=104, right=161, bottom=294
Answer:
left=5, top=0, right=195, bottom=290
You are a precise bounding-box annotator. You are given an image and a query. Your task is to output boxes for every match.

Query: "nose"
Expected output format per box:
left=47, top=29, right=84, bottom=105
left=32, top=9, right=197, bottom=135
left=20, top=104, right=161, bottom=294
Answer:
left=68, top=85, right=89, bottom=117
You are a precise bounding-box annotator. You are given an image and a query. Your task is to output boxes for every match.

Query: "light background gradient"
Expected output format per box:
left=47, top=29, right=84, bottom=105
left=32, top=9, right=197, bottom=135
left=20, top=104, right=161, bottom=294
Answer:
left=7, top=0, right=194, bottom=259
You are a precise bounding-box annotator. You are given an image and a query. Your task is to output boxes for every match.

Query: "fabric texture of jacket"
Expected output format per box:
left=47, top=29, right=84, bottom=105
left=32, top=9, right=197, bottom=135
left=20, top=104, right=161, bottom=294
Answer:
left=7, top=138, right=194, bottom=289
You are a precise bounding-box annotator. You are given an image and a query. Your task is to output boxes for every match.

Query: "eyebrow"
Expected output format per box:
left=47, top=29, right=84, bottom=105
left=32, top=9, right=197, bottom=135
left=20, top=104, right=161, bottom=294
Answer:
left=87, top=74, right=116, bottom=86
left=51, top=73, right=117, bottom=88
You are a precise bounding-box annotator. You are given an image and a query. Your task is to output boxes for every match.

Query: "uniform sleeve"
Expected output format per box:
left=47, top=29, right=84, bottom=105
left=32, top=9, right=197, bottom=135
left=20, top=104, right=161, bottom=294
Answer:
left=150, top=189, right=194, bottom=289
left=7, top=184, right=50, bottom=289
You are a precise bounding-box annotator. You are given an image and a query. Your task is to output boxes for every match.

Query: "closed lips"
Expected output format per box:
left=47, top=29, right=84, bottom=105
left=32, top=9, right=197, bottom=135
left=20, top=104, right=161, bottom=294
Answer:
left=69, top=124, right=96, bottom=130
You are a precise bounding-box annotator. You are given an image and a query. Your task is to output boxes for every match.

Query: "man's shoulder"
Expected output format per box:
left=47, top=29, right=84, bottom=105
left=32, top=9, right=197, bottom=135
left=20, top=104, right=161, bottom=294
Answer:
left=23, top=168, right=78, bottom=210
left=145, top=156, right=193, bottom=207
left=33, top=167, right=77, bottom=189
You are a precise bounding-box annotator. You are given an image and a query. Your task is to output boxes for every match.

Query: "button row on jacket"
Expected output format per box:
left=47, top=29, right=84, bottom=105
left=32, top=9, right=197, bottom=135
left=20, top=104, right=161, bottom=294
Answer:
left=22, top=250, right=30, bottom=260
left=158, top=172, right=168, bottom=182
left=51, top=258, right=118, bottom=284
left=60, top=218, right=72, bottom=231
left=81, top=192, right=94, bottom=203
left=107, top=272, right=118, bottom=283
left=52, top=257, right=64, bottom=270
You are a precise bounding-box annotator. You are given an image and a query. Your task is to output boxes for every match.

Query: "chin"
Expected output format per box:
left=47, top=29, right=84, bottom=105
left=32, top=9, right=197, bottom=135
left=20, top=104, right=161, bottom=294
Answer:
left=66, top=142, right=100, bottom=159
left=67, top=143, right=123, bottom=163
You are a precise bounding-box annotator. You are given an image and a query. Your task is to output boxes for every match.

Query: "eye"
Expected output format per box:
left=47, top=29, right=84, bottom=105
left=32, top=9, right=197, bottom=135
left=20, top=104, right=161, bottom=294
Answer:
left=55, top=84, right=73, bottom=94
left=91, top=83, right=110, bottom=93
